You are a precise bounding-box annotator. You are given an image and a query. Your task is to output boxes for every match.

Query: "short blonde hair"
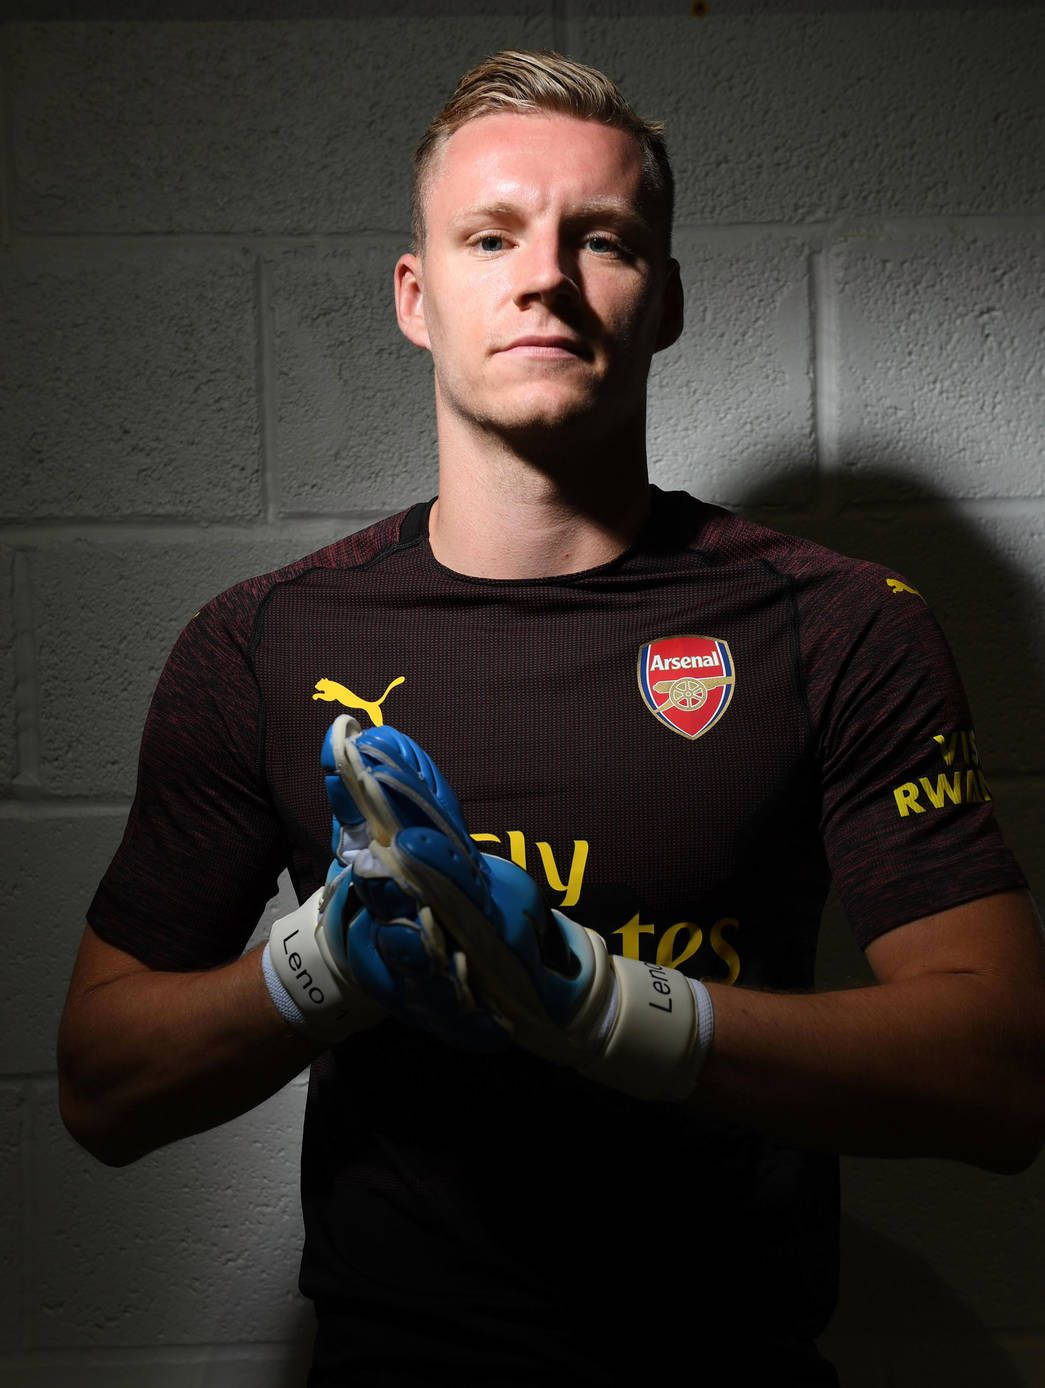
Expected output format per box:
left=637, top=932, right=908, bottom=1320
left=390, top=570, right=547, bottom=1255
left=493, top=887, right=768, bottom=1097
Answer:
left=411, top=50, right=674, bottom=261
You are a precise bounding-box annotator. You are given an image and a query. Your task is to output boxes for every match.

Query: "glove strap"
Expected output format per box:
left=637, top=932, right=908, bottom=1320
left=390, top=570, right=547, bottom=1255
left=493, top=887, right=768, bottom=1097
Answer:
left=574, top=930, right=714, bottom=1102
left=261, top=941, right=308, bottom=1032
left=268, top=887, right=383, bottom=1044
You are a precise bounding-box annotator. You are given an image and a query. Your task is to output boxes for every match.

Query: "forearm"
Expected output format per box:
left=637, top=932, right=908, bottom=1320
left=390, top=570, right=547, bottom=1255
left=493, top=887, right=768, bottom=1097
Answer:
left=692, top=971, right=1044, bottom=1171
left=59, top=942, right=368, bottom=1167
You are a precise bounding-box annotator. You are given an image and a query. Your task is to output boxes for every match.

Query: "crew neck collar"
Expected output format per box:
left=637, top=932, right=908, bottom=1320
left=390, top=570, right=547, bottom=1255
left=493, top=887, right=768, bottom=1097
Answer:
left=399, top=485, right=705, bottom=584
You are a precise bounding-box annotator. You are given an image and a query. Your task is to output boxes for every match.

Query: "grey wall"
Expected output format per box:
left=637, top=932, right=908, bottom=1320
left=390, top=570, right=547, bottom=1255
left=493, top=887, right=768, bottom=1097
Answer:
left=1, top=4, right=1042, bottom=1384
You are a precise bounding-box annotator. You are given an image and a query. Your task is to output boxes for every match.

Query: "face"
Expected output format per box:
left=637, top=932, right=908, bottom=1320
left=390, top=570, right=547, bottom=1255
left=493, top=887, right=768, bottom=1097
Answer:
left=395, top=111, right=682, bottom=451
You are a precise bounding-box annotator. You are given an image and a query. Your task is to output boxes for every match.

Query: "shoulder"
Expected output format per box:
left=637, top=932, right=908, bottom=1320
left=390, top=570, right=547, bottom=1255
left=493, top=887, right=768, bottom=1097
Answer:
left=692, top=501, right=919, bottom=611
left=185, top=506, right=421, bottom=653
left=684, top=497, right=938, bottom=649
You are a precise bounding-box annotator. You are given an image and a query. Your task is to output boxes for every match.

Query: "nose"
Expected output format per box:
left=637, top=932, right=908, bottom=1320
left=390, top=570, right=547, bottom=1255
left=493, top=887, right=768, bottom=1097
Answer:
left=512, top=231, right=580, bottom=309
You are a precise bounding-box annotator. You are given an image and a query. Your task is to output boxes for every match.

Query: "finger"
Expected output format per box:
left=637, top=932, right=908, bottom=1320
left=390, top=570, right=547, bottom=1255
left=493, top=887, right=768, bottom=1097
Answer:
left=389, top=826, right=551, bottom=1024
left=351, top=856, right=420, bottom=923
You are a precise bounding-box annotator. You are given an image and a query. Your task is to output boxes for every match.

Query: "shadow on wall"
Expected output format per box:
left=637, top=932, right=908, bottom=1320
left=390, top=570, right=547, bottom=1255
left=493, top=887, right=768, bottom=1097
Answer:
left=823, top=1217, right=1030, bottom=1388
left=735, top=455, right=1045, bottom=780
left=733, top=456, right=1043, bottom=1388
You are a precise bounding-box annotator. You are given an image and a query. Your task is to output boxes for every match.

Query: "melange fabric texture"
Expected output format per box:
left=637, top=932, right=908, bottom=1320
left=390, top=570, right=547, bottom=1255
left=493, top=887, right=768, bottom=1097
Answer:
left=88, top=486, right=1024, bottom=1382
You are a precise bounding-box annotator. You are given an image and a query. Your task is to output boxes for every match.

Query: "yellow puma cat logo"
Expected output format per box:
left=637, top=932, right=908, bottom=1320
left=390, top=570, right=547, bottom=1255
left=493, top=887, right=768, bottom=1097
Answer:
left=886, top=578, right=923, bottom=600
left=312, top=675, right=405, bottom=727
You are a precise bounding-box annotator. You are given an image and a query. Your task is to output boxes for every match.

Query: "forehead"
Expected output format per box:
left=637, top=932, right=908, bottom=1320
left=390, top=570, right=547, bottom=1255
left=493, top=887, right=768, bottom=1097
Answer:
left=426, top=111, right=646, bottom=223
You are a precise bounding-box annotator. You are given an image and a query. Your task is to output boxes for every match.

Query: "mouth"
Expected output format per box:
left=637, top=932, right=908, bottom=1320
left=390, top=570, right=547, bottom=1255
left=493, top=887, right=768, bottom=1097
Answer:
left=499, top=336, right=592, bottom=360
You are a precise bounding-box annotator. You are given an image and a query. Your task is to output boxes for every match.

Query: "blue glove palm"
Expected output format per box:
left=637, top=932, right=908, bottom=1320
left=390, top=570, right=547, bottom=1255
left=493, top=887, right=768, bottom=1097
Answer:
left=319, top=717, right=511, bottom=1053
left=324, top=715, right=712, bottom=1099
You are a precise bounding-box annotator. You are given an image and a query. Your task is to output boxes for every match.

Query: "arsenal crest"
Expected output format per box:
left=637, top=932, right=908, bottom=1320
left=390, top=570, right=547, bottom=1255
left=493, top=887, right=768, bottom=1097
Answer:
left=637, top=635, right=736, bottom=740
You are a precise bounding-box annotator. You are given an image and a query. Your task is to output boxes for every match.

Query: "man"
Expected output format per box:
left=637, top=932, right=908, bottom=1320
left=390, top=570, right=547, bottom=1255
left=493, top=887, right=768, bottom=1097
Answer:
left=58, top=50, right=1043, bottom=1386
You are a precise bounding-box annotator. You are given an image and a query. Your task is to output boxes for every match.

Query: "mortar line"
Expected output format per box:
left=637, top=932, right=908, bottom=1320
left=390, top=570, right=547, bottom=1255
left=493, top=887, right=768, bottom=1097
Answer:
left=0, top=512, right=393, bottom=542
left=0, top=494, right=1040, bottom=545
left=13, top=213, right=1045, bottom=248
left=0, top=797, right=133, bottom=815
left=0, top=23, right=14, bottom=249
left=11, top=551, right=40, bottom=788
left=0, top=1341, right=316, bottom=1365
left=810, top=235, right=840, bottom=520
left=551, top=0, right=568, bottom=53
left=254, top=248, right=279, bottom=525
left=21, top=1082, right=34, bottom=1351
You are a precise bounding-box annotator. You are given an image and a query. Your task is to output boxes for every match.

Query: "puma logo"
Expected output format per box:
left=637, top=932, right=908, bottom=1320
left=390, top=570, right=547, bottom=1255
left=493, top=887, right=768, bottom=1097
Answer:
left=312, top=675, right=405, bottom=727
left=886, top=579, right=923, bottom=599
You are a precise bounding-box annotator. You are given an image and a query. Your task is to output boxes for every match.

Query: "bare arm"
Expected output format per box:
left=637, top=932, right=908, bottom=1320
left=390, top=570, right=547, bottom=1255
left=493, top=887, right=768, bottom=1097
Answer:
left=57, top=923, right=366, bottom=1167
left=690, top=890, right=1045, bottom=1172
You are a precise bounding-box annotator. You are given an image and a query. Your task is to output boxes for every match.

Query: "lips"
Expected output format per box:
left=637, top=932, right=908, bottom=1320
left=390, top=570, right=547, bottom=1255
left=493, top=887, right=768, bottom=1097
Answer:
left=499, top=335, right=591, bottom=358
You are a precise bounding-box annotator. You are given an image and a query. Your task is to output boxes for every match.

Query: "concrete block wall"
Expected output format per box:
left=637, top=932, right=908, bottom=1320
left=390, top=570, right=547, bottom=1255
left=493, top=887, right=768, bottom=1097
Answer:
left=1, top=4, right=1041, bottom=1384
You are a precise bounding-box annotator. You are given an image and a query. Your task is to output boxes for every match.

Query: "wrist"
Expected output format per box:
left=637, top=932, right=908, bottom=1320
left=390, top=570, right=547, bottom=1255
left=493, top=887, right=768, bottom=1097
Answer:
left=267, top=887, right=385, bottom=1044
left=555, top=921, right=714, bottom=1101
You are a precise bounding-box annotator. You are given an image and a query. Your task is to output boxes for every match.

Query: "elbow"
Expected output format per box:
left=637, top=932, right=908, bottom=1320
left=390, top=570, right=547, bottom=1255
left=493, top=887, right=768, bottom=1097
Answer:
left=59, top=1091, right=150, bottom=1168
left=980, top=1120, right=1044, bottom=1176
left=57, top=1078, right=126, bottom=1167
left=963, top=1083, right=1045, bottom=1175
left=57, top=1061, right=151, bottom=1169
left=973, top=1136, right=1042, bottom=1176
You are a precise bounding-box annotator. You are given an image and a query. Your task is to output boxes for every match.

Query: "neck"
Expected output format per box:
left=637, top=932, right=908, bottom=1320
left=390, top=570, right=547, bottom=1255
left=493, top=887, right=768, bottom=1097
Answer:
left=428, top=418, right=653, bottom=580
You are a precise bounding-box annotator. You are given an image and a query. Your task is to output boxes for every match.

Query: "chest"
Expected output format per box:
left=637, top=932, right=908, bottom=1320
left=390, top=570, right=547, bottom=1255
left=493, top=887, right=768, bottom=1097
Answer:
left=256, top=564, right=822, bottom=983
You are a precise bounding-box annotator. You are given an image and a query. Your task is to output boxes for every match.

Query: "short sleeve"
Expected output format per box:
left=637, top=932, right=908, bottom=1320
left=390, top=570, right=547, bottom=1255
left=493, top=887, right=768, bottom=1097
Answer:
left=814, top=579, right=1025, bottom=949
left=87, top=594, right=288, bottom=971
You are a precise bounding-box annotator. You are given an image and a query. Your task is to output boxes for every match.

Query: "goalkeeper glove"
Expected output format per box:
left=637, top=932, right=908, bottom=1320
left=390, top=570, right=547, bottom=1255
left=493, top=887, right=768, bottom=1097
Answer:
left=326, top=715, right=715, bottom=1100
left=262, top=718, right=509, bottom=1050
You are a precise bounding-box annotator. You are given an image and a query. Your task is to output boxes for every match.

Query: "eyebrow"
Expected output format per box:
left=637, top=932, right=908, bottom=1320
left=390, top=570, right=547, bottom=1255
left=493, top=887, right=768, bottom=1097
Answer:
left=448, top=199, right=656, bottom=240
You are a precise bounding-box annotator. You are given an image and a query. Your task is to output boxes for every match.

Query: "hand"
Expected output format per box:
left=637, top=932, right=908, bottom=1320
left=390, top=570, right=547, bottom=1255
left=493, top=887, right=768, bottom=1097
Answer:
left=267, top=716, right=509, bottom=1049
left=326, top=715, right=714, bottom=1098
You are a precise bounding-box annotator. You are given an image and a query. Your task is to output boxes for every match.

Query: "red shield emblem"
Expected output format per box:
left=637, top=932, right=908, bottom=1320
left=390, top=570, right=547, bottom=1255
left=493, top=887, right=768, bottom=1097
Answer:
left=637, top=635, right=736, bottom=740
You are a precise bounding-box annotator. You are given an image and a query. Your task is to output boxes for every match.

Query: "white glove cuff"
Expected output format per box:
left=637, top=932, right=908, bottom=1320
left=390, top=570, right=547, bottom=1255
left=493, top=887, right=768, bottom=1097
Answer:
left=268, top=887, right=383, bottom=1044
left=261, top=939, right=309, bottom=1033
left=576, top=934, right=715, bottom=1102
left=688, top=976, right=716, bottom=1061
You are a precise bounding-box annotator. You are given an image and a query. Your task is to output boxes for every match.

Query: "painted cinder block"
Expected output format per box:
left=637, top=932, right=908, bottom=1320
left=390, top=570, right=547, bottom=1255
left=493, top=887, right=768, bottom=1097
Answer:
left=31, top=1080, right=310, bottom=1346
left=9, top=14, right=555, bottom=235
left=572, top=8, right=1045, bottom=223
left=648, top=229, right=814, bottom=505
left=0, top=1088, right=25, bottom=1350
left=28, top=531, right=350, bottom=798
left=833, top=230, right=1045, bottom=501
left=989, top=777, right=1045, bottom=909
left=838, top=1152, right=1044, bottom=1330
left=0, top=244, right=259, bottom=523
left=0, top=548, right=16, bottom=786
left=0, top=814, right=132, bottom=1076
left=269, top=244, right=438, bottom=514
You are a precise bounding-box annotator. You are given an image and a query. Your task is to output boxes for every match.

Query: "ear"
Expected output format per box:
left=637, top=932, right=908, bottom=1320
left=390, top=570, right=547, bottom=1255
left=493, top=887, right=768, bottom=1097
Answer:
left=652, top=257, right=684, bottom=354
left=394, top=253, right=431, bottom=351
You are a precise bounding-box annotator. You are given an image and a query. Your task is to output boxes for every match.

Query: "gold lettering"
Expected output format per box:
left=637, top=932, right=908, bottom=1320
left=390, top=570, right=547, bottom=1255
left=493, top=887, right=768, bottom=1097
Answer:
left=894, top=782, right=923, bottom=816
left=613, top=914, right=656, bottom=960
left=505, top=831, right=528, bottom=870
left=656, top=922, right=703, bottom=970
left=964, top=768, right=983, bottom=802
left=710, top=917, right=741, bottom=986
left=919, top=772, right=962, bottom=809
left=977, top=768, right=992, bottom=802
left=932, top=728, right=982, bottom=769
left=471, top=833, right=501, bottom=846
left=933, top=732, right=959, bottom=767
left=535, top=839, right=590, bottom=909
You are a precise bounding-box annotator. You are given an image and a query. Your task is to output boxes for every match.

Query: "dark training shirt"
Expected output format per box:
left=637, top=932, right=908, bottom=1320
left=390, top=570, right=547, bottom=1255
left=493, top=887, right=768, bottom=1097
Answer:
left=88, top=487, right=1024, bottom=1382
